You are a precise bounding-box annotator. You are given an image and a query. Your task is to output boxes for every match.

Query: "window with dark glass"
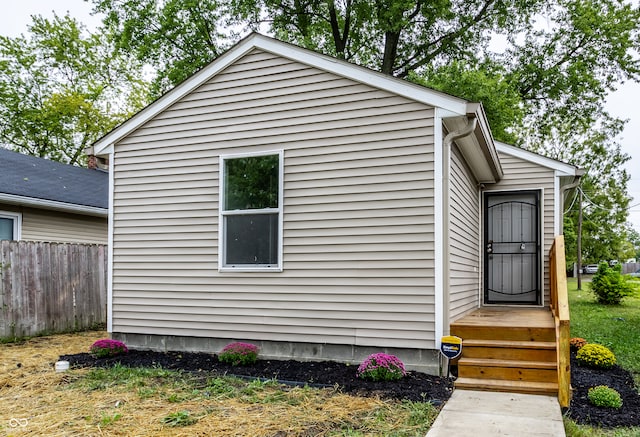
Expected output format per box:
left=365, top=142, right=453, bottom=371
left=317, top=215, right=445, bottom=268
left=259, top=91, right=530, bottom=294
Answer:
left=0, top=217, right=14, bottom=240
left=0, top=213, right=19, bottom=241
left=221, top=153, right=281, bottom=268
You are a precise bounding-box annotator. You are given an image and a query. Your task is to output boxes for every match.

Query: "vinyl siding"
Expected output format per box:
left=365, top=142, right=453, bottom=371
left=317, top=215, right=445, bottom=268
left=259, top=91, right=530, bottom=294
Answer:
left=485, top=151, right=555, bottom=305
left=0, top=203, right=107, bottom=244
left=111, top=49, right=437, bottom=349
left=449, top=145, right=480, bottom=322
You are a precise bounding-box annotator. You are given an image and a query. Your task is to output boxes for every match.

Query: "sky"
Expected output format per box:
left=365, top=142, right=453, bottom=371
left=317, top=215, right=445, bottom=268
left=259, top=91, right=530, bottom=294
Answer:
left=1, top=0, right=639, bottom=233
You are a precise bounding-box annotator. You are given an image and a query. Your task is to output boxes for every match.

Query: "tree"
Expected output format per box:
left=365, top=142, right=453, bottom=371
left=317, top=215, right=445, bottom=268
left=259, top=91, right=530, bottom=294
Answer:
left=626, top=229, right=640, bottom=261
left=0, top=14, right=148, bottom=165
left=534, top=114, right=632, bottom=263
left=93, top=0, right=234, bottom=97
left=409, top=61, right=524, bottom=143
left=91, top=0, right=638, bottom=252
left=93, top=0, right=548, bottom=95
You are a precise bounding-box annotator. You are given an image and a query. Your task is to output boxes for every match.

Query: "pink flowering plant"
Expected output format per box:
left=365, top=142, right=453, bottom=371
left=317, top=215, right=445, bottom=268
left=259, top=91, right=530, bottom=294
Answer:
left=357, top=353, right=407, bottom=381
left=218, top=342, right=259, bottom=366
left=89, top=339, right=128, bottom=358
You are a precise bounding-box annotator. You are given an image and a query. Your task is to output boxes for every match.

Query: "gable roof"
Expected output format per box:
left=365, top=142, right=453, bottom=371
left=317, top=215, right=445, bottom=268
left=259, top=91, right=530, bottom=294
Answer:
left=495, top=141, right=581, bottom=177
left=91, top=34, right=499, bottom=182
left=0, top=148, right=107, bottom=216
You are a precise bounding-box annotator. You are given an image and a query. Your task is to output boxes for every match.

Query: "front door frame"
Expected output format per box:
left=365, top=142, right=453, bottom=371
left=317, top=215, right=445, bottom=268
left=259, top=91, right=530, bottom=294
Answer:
left=482, top=189, right=543, bottom=306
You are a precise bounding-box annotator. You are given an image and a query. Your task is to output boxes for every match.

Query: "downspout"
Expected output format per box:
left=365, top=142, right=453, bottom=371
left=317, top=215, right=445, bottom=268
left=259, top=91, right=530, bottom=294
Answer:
left=560, top=171, right=584, bottom=282
left=560, top=172, right=583, bottom=233
left=441, top=117, right=477, bottom=337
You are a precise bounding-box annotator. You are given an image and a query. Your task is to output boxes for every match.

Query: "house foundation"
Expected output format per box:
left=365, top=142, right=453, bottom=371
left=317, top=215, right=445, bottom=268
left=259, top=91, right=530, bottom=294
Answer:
left=112, top=332, right=441, bottom=375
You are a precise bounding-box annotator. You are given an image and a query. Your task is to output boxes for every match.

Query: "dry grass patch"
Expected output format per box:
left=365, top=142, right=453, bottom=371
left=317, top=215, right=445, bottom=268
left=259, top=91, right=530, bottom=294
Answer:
left=0, top=332, right=438, bottom=436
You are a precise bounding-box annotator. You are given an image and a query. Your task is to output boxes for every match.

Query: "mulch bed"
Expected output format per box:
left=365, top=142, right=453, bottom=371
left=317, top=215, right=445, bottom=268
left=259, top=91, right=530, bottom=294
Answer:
left=60, top=350, right=454, bottom=404
left=60, top=349, right=640, bottom=428
left=567, top=351, right=640, bottom=428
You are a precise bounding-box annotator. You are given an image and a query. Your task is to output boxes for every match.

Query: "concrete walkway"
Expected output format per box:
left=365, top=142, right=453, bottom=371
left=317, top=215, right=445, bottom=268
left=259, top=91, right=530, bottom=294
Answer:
left=426, top=390, right=566, bottom=437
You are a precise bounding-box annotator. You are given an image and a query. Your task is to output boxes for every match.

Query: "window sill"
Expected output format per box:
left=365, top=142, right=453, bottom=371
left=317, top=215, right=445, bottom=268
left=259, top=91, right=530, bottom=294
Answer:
left=219, top=266, right=283, bottom=273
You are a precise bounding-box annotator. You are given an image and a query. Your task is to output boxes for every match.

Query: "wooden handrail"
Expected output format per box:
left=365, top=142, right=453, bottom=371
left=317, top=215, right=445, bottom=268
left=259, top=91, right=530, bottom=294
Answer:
left=549, top=235, right=571, bottom=408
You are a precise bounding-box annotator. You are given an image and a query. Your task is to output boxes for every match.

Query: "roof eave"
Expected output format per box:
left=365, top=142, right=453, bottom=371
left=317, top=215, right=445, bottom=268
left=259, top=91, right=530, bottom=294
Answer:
left=442, top=102, right=503, bottom=184
left=495, top=141, right=581, bottom=177
left=0, top=193, right=108, bottom=217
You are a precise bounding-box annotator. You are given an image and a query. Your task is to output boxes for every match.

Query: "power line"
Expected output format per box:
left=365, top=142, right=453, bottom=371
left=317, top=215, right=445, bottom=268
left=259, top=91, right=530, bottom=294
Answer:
left=578, top=187, right=640, bottom=212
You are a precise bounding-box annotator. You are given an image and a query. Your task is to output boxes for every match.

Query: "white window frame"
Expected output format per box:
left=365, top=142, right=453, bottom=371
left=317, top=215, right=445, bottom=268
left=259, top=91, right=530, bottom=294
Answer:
left=0, top=211, right=22, bottom=240
left=218, top=150, right=284, bottom=272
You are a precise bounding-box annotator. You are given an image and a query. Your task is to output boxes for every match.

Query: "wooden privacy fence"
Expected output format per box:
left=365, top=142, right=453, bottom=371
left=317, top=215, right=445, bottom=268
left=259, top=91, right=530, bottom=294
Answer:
left=0, top=241, right=107, bottom=340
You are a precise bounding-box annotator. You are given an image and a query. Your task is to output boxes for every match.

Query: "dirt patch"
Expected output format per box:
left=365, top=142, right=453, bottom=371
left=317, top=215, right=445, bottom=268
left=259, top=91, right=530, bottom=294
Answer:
left=4, top=331, right=640, bottom=433
left=567, top=351, right=640, bottom=428
left=60, top=349, right=454, bottom=404
left=61, top=343, right=640, bottom=429
left=0, top=332, right=439, bottom=436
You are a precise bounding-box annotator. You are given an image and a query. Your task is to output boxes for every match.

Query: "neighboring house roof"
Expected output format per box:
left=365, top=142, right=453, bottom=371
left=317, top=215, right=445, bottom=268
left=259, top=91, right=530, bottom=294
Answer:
left=90, top=32, right=502, bottom=183
left=0, top=148, right=108, bottom=216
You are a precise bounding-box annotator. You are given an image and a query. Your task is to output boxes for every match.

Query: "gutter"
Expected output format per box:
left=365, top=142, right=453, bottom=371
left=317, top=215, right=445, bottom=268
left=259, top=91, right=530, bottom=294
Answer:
left=0, top=193, right=108, bottom=218
left=440, top=116, right=478, bottom=339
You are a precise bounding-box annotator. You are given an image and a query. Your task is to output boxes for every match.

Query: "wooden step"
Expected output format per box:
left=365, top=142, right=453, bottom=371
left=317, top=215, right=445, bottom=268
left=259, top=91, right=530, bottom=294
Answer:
left=461, top=339, right=557, bottom=361
left=451, top=324, right=556, bottom=342
left=458, top=358, right=557, bottom=383
left=455, top=377, right=558, bottom=396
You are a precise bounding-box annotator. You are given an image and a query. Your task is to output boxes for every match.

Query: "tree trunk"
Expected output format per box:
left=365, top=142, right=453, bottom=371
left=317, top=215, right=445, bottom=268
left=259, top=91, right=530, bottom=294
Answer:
left=381, top=31, right=400, bottom=75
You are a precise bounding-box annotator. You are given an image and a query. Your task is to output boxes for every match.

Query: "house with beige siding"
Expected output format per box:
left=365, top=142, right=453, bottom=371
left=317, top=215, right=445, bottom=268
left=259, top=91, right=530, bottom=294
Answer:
left=91, top=33, right=580, bottom=385
left=0, top=148, right=107, bottom=244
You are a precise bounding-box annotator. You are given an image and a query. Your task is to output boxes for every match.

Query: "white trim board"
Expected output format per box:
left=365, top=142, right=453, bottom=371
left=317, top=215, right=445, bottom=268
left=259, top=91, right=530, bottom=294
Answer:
left=106, top=154, right=115, bottom=333
left=433, top=110, right=444, bottom=348
left=495, top=142, right=578, bottom=176
left=0, top=193, right=107, bottom=217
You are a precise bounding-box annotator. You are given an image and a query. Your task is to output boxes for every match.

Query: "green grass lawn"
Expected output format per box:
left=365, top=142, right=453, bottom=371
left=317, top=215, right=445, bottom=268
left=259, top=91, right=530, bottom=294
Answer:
left=564, top=276, right=640, bottom=437
left=568, top=277, right=640, bottom=382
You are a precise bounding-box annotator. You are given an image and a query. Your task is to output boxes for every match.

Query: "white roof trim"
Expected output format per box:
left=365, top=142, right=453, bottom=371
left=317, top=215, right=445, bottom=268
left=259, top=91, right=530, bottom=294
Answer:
left=93, top=33, right=468, bottom=155
left=0, top=193, right=107, bottom=217
left=496, top=141, right=578, bottom=176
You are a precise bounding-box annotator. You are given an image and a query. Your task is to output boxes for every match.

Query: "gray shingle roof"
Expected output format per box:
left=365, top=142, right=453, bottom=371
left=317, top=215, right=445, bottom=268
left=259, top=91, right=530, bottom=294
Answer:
left=0, top=148, right=107, bottom=210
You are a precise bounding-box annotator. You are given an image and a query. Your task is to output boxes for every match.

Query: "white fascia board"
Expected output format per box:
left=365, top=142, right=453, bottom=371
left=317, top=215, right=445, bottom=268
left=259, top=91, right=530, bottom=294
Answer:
left=93, top=33, right=469, bottom=155
left=254, top=36, right=468, bottom=114
left=93, top=35, right=262, bottom=155
left=496, top=141, right=578, bottom=176
left=0, top=193, right=107, bottom=217
left=433, top=108, right=444, bottom=348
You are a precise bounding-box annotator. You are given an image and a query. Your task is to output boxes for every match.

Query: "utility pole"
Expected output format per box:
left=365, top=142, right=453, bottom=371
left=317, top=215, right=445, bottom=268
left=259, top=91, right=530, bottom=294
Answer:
left=577, top=188, right=583, bottom=290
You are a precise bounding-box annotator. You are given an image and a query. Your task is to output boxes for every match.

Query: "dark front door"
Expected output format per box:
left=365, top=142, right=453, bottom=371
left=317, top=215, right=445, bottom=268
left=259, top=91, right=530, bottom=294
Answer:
left=484, top=191, right=541, bottom=305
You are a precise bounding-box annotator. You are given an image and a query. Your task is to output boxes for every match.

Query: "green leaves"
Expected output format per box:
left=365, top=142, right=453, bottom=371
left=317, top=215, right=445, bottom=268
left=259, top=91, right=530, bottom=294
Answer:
left=410, top=61, right=524, bottom=143
left=590, top=262, right=634, bottom=305
left=92, top=0, right=232, bottom=97
left=0, top=14, right=148, bottom=165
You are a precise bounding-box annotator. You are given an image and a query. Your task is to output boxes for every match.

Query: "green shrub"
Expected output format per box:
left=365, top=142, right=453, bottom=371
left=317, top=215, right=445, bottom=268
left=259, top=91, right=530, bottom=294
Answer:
left=569, top=337, right=587, bottom=351
left=576, top=343, right=616, bottom=369
left=589, top=262, right=634, bottom=304
left=356, top=353, right=406, bottom=381
left=218, top=342, right=259, bottom=366
left=588, top=385, right=623, bottom=409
